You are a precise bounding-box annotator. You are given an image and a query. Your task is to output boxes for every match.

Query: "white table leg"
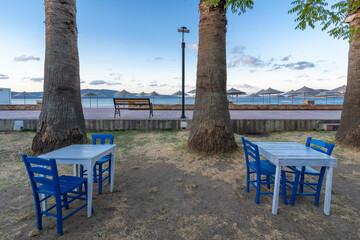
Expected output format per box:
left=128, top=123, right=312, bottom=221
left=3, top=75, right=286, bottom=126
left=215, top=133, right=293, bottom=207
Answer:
left=272, top=165, right=281, bottom=215
left=85, top=162, right=93, bottom=217
left=324, top=166, right=333, bottom=215
left=110, top=148, right=115, bottom=192
left=74, top=164, right=79, bottom=177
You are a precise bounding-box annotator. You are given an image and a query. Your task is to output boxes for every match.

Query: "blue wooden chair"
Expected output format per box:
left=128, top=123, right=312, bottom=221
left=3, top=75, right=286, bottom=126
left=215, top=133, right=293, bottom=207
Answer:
left=289, top=137, right=335, bottom=206
left=22, top=154, right=87, bottom=235
left=241, top=137, right=288, bottom=204
left=80, top=134, right=113, bottom=194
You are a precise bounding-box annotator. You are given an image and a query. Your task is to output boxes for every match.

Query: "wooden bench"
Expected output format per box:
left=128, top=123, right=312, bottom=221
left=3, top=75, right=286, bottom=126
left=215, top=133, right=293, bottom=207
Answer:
left=113, top=98, right=153, bottom=118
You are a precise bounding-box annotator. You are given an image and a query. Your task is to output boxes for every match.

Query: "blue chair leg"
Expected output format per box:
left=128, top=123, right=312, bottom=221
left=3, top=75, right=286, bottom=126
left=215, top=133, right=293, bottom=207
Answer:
left=246, top=171, right=250, bottom=192
left=93, top=165, right=98, bottom=183
left=55, top=196, right=63, bottom=235
left=34, top=195, right=42, bottom=230
left=281, top=171, right=288, bottom=205
left=98, top=164, right=103, bottom=194
left=63, top=195, right=70, bottom=209
left=266, top=175, right=271, bottom=189
left=290, top=171, right=300, bottom=206
left=108, top=160, right=111, bottom=184
left=299, top=167, right=305, bottom=193
left=314, top=167, right=326, bottom=206
left=255, top=176, right=260, bottom=204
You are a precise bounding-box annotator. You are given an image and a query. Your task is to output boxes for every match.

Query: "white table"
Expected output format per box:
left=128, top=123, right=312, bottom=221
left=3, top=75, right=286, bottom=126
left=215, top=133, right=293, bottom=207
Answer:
left=39, top=144, right=116, bottom=217
left=253, top=142, right=337, bottom=215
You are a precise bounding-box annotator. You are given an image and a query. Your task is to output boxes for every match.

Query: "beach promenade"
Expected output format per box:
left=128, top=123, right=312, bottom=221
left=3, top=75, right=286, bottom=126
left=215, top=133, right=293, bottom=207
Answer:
left=0, top=109, right=341, bottom=132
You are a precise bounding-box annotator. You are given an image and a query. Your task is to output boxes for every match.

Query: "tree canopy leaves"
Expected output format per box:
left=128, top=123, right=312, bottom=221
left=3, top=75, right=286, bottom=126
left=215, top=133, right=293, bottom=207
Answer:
left=206, top=0, right=360, bottom=40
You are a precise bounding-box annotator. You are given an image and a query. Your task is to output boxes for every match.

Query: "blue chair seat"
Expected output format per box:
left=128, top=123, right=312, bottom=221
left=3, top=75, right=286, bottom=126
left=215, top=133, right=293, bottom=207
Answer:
left=249, top=160, right=276, bottom=175
left=37, top=176, right=87, bottom=195
left=288, top=166, right=320, bottom=175
left=96, top=156, right=111, bottom=164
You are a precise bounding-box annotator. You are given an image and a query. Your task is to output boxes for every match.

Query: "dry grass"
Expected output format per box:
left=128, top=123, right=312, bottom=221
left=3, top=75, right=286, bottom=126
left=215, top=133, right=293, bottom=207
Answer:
left=0, top=130, right=359, bottom=239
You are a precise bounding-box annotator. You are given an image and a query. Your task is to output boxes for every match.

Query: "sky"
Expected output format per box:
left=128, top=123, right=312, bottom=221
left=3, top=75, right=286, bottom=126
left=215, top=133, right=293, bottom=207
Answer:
left=0, top=0, right=349, bottom=95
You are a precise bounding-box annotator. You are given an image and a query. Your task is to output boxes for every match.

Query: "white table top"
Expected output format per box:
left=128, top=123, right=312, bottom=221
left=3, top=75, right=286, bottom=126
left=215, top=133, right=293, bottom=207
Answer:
left=39, top=144, right=116, bottom=160
left=253, top=142, right=337, bottom=166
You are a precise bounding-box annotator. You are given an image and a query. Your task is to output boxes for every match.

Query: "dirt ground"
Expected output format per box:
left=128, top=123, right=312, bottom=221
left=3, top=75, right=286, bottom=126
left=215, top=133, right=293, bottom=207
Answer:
left=0, top=130, right=359, bottom=240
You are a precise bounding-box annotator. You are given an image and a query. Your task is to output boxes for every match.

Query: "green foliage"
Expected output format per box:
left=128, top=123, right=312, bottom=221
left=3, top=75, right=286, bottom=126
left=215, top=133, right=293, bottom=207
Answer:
left=204, top=0, right=254, bottom=15
left=289, top=0, right=360, bottom=40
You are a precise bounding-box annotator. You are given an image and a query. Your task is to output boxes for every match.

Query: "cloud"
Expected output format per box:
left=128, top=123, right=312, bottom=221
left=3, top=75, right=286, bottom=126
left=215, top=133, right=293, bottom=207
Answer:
left=80, top=80, right=86, bottom=84
left=148, top=81, right=158, bottom=87
left=270, top=61, right=315, bottom=71
left=30, top=77, right=43, bottom=82
left=337, top=75, right=346, bottom=79
left=228, top=55, right=267, bottom=68
left=153, top=57, right=163, bottom=61
left=281, top=55, right=291, bottom=61
left=14, top=55, right=40, bottom=62
left=159, top=84, right=168, bottom=87
left=316, top=78, right=329, bottom=81
left=0, top=74, right=9, bottom=80
left=231, top=45, right=245, bottom=54
left=173, top=75, right=181, bottom=80
left=186, top=43, right=198, bottom=50
left=110, top=73, right=122, bottom=80
left=89, top=80, right=121, bottom=86
left=295, top=74, right=309, bottom=79
left=105, top=68, right=112, bottom=71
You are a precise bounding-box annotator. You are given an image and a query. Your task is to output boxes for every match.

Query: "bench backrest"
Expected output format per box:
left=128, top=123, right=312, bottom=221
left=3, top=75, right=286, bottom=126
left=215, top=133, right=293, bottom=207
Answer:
left=113, top=98, right=151, bottom=106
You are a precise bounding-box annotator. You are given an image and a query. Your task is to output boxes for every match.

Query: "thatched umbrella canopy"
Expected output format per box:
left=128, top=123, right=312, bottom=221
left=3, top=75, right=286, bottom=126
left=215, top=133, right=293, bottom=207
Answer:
left=138, top=92, right=148, bottom=96
left=315, top=91, right=343, bottom=104
left=294, top=86, right=319, bottom=99
left=114, top=89, right=134, bottom=97
left=13, top=91, right=36, bottom=104
left=172, top=91, right=188, bottom=104
left=187, top=89, right=196, bottom=94
left=329, top=85, right=346, bottom=96
left=257, top=88, right=284, bottom=104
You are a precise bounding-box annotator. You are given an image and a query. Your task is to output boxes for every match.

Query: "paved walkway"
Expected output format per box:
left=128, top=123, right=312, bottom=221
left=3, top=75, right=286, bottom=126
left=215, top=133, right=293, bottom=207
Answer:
left=0, top=108, right=341, bottom=120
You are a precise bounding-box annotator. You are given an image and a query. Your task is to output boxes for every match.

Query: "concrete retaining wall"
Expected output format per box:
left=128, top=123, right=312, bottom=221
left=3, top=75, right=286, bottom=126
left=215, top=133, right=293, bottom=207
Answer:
left=0, top=119, right=340, bottom=133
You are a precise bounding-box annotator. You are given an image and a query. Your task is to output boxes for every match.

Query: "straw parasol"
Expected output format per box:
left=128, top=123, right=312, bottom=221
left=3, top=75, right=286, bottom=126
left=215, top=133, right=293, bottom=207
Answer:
left=256, top=89, right=266, bottom=104
left=114, top=89, right=134, bottom=97
left=329, top=85, right=346, bottom=96
left=148, top=91, right=160, bottom=104
left=81, top=91, right=101, bottom=108
left=13, top=91, right=36, bottom=104
left=227, top=88, right=246, bottom=103
left=187, top=89, right=196, bottom=94
left=138, top=92, right=148, bottom=96
left=315, top=91, right=343, bottom=104
left=257, top=88, right=283, bottom=104
left=172, top=90, right=187, bottom=104
left=294, top=86, right=319, bottom=100
left=283, top=90, right=299, bottom=104
left=247, top=93, right=259, bottom=104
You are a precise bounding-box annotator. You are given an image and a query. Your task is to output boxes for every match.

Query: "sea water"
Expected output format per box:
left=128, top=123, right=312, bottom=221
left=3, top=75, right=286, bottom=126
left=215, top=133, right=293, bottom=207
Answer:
left=11, top=96, right=344, bottom=108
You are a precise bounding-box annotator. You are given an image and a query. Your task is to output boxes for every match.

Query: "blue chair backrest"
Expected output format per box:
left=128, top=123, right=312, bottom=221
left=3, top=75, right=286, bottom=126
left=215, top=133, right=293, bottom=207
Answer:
left=22, top=154, right=61, bottom=196
left=92, top=134, right=114, bottom=145
left=241, top=136, right=261, bottom=171
left=306, top=137, right=335, bottom=156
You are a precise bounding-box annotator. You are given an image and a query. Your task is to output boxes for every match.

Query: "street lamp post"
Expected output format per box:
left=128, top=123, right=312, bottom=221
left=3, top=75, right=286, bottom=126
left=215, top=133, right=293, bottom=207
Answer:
left=178, top=26, right=190, bottom=119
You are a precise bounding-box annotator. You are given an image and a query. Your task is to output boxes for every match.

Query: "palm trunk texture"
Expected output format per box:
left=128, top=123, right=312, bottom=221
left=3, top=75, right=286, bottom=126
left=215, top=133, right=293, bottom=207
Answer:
left=32, top=0, right=86, bottom=154
left=188, top=0, right=237, bottom=154
left=336, top=11, right=360, bottom=147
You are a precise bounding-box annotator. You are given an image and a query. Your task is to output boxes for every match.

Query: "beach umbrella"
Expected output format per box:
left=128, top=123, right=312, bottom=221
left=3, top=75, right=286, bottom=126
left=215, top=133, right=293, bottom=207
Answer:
left=227, top=88, right=246, bottom=103
left=257, top=88, right=283, bottom=104
left=148, top=91, right=160, bottom=104
left=172, top=90, right=187, bottom=104
left=114, top=89, right=134, bottom=97
left=294, top=86, right=319, bottom=100
left=138, top=92, right=148, bottom=96
left=13, top=91, right=36, bottom=104
left=81, top=91, right=99, bottom=108
left=329, top=85, right=346, bottom=96
left=315, top=91, right=343, bottom=104
left=247, top=93, right=259, bottom=104
left=283, top=90, right=299, bottom=104
left=256, top=89, right=266, bottom=104
left=187, top=89, right=196, bottom=94
left=95, top=92, right=106, bottom=108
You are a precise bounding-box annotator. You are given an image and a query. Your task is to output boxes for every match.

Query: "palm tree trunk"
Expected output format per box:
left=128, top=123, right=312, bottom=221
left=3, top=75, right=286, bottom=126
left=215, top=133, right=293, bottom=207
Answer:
left=336, top=10, right=360, bottom=147
left=32, top=0, right=86, bottom=154
left=188, top=0, right=237, bottom=154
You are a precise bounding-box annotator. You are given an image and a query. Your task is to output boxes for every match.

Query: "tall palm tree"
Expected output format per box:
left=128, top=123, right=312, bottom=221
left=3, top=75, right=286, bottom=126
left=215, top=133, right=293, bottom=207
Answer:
left=188, top=0, right=237, bottom=153
left=336, top=6, right=360, bottom=146
left=32, top=0, right=87, bottom=154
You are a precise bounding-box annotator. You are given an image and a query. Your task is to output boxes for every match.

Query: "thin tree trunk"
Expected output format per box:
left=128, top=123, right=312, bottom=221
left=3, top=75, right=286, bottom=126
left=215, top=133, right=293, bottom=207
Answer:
left=336, top=9, right=360, bottom=147
left=32, top=0, right=86, bottom=154
left=188, top=0, right=237, bottom=154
